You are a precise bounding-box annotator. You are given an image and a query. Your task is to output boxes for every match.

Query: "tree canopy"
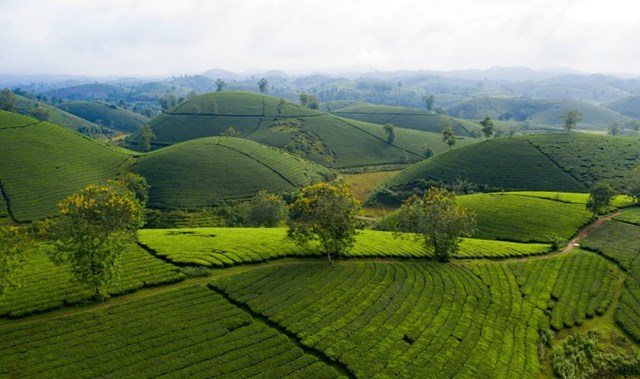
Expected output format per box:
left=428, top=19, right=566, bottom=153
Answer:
left=287, top=182, right=360, bottom=262
left=480, top=116, right=495, bottom=139
left=560, top=109, right=583, bottom=132
left=586, top=180, right=615, bottom=216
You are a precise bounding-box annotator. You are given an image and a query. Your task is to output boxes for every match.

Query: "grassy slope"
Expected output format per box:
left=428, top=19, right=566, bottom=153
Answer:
left=0, top=111, right=133, bottom=221
left=331, top=103, right=480, bottom=136
left=58, top=100, right=150, bottom=133
left=14, top=96, right=104, bottom=135
left=446, top=97, right=629, bottom=130
left=148, top=91, right=476, bottom=168
left=606, top=95, right=640, bottom=118
left=389, top=133, right=640, bottom=193
left=132, top=137, right=332, bottom=209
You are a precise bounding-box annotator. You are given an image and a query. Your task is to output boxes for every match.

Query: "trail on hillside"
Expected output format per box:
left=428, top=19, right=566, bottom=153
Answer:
left=563, top=211, right=623, bottom=253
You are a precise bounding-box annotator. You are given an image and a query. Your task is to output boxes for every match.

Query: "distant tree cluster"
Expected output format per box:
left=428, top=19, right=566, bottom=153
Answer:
left=0, top=88, right=17, bottom=112
left=299, top=92, right=319, bottom=109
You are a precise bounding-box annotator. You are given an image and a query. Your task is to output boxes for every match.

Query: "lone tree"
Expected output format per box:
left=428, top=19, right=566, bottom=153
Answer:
left=383, top=123, right=396, bottom=144
left=586, top=180, right=615, bottom=216
left=0, top=226, right=29, bottom=297
left=247, top=189, right=288, bottom=227
left=442, top=127, right=456, bottom=150
left=258, top=78, right=269, bottom=94
left=307, top=95, right=319, bottom=110
left=215, top=79, right=227, bottom=92
left=299, top=92, right=309, bottom=107
left=48, top=176, right=146, bottom=300
left=424, top=95, right=435, bottom=111
left=287, top=182, right=360, bottom=262
left=396, top=187, right=476, bottom=262
left=624, top=166, right=640, bottom=204
left=560, top=109, right=583, bottom=132
left=480, top=116, right=495, bottom=139
left=130, top=124, right=156, bottom=152
left=0, top=88, right=16, bottom=112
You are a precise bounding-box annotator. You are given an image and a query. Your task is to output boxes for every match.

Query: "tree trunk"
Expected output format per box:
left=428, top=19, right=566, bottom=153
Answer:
left=327, top=252, right=332, bottom=264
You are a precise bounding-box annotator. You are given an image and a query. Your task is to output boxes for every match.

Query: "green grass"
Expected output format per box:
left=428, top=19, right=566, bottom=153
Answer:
left=389, top=137, right=586, bottom=193
left=138, top=227, right=551, bottom=267
left=132, top=137, right=332, bottom=209
left=447, top=97, right=629, bottom=131
left=0, top=111, right=134, bottom=221
left=0, top=284, right=339, bottom=378
left=148, top=91, right=475, bottom=168
left=331, top=103, right=480, bottom=136
left=58, top=100, right=150, bottom=133
left=0, top=244, right=183, bottom=318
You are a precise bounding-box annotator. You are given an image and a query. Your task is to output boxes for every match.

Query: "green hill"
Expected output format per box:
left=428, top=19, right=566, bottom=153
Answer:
left=606, top=95, right=640, bottom=119
left=58, top=101, right=150, bottom=133
left=147, top=91, right=477, bottom=168
left=330, top=103, right=480, bottom=136
left=14, top=96, right=106, bottom=136
left=0, top=110, right=133, bottom=222
left=447, top=97, right=629, bottom=130
left=387, top=133, right=640, bottom=195
left=132, top=137, right=332, bottom=209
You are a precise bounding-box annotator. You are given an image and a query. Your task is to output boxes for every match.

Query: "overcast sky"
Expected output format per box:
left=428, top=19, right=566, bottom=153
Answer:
left=1, top=0, right=639, bottom=77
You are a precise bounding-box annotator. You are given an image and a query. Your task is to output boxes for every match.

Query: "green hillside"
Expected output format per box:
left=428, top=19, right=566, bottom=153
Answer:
left=14, top=96, right=106, bottom=136
left=132, top=137, right=332, bottom=209
left=330, top=103, right=480, bottom=136
left=447, top=97, right=629, bottom=130
left=606, top=95, right=640, bottom=119
left=58, top=100, right=150, bottom=133
left=388, top=133, right=640, bottom=194
left=147, top=91, right=476, bottom=168
left=0, top=110, right=133, bottom=222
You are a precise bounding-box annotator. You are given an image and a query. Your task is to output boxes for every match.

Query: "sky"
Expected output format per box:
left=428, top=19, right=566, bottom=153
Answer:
left=1, top=0, right=640, bottom=77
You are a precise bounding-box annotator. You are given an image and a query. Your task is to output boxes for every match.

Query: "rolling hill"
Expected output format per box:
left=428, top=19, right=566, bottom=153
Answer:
left=606, top=95, right=640, bottom=119
left=146, top=91, right=477, bottom=168
left=131, top=137, right=333, bottom=209
left=386, top=133, right=640, bottom=195
left=57, top=100, right=150, bottom=133
left=330, top=103, right=480, bottom=136
left=447, top=97, right=629, bottom=130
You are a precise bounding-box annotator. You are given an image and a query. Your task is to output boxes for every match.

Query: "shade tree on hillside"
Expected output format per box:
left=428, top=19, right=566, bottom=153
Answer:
left=586, top=180, right=615, bottom=216
left=560, top=109, right=583, bottom=132
left=28, top=104, right=50, bottom=121
left=608, top=122, right=621, bottom=136
left=480, top=116, right=495, bottom=139
left=442, top=127, right=456, bottom=150
left=47, top=175, right=146, bottom=300
left=396, top=187, right=476, bottom=262
left=215, top=79, right=227, bottom=92
left=424, top=94, right=435, bottom=111
left=383, top=123, right=396, bottom=144
left=287, top=182, right=360, bottom=262
left=0, top=88, right=16, bottom=112
left=625, top=166, right=640, bottom=204
left=299, top=93, right=309, bottom=107
left=258, top=78, right=269, bottom=94
left=247, top=190, right=288, bottom=227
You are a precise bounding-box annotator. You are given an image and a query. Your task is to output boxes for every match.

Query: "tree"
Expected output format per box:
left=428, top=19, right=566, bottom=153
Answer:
left=480, top=116, right=495, bottom=139
left=222, top=126, right=237, bottom=137
left=629, top=120, right=640, bottom=134
left=422, top=144, right=434, bottom=158
left=307, top=95, right=319, bottom=110
left=442, top=127, right=456, bottom=150
left=132, top=124, right=156, bottom=152
left=215, top=79, right=227, bottom=92
left=158, top=94, right=177, bottom=111
left=247, top=190, right=288, bottom=227
left=28, top=104, right=50, bottom=121
left=586, top=181, right=615, bottom=216
left=287, top=182, right=360, bottom=262
left=608, top=122, right=621, bottom=136
left=560, top=109, right=583, bottom=132
left=299, top=93, right=309, bottom=107
left=396, top=187, right=476, bottom=262
left=383, top=123, right=396, bottom=144
left=258, top=78, right=269, bottom=94
left=0, top=88, right=16, bottom=112
left=48, top=178, right=145, bottom=300
left=624, top=166, right=640, bottom=204
left=424, top=95, right=435, bottom=111
left=0, top=226, right=28, bottom=297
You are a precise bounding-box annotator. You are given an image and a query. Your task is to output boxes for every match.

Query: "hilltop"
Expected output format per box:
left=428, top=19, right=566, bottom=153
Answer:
left=146, top=91, right=476, bottom=168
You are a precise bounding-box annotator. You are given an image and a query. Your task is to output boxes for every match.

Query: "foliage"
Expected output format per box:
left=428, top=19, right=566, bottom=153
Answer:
left=0, top=88, right=16, bottom=112
left=0, top=226, right=28, bottom=296
left=28, top=104, right=50, bottom=121
left=129, top=124, right=156, bottom=152
left=383, top=122, right=395, bottom=143
left=258, top=77, right=269, bottom=93
left=551, top=330, right=640, bottom=379
left=287, top=182, right=360, bottom=262
left=247, top=189, right=288, bottom=227
left=624, top=166, right=640, bottom=204
left=586, top=180, right=615, bottom=216
left=48, top=180, right=145, bottom=299
left=215, top=78, right=227, bottom=91
left=442, top=126, right=456, bottom=150
left=560, top=108, right=583, bottom=132
left=480, top=116, right=494, bottom=139
left=396, top=187, right=475, bottom=262
left=0, top=285, right=339, bottom=378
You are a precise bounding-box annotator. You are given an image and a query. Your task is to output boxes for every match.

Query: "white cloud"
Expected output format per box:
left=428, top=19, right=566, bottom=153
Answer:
left=0, top=0, right=639, bottom=76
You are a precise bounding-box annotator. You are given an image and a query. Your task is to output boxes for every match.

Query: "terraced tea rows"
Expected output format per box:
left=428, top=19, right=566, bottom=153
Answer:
left=0, top=244, right=183, bottom=317
left=617, top=255, right=640, bottom=342
left=211, top=261, right=543, bottom=378
left=581, top=220, right=640, bottom=270
left=0, top=285, right=339, bottom=378
left=139, top=227, right=551, bottom=267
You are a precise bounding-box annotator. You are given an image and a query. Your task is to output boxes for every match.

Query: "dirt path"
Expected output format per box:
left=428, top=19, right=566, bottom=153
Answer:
left=563, top=211, right=622, bottom=253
